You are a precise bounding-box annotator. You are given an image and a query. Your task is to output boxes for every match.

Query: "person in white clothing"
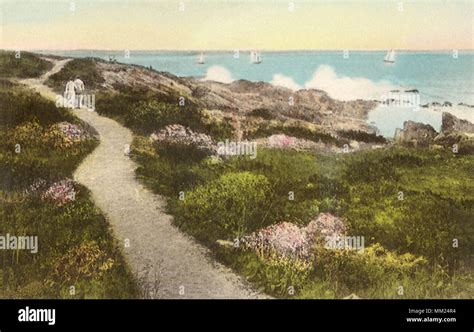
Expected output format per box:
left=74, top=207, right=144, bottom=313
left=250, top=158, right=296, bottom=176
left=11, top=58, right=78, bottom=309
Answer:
left=64, top=79, right=76, bottom=108
left=73, top=76, right=85, bottom=108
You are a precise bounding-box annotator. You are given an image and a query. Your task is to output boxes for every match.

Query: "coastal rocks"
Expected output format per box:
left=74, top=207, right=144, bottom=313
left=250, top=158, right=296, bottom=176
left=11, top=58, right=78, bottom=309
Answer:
left=240, top=213, right=347, bottom=261
left=394, top=121, right=437, bottom=146
left=458, top=102, right=474, bottom=108
left=393, top=113, right=474, bottom=154
left=97, top=61, right=378, bottom=134
left=421, top=101, right=456, bottom=108
left=435, top=113, right=474, bottom=154
left=441, top=112, right=474, bottom=134
left=150, top=124, right=217, bottom=154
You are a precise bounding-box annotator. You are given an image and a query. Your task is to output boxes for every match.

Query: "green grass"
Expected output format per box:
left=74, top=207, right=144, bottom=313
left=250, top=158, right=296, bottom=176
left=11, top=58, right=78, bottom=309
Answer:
left=245, top=122, right=343, bottom=146
left=131, top=138, right=474, bottom=298
left=0, top=83, right=137, bottom=298
left=0, top=51, right=53, bottom=78
left=46, top=58, right=105, bottom=92
left=95, top=90, right=234, bottom=139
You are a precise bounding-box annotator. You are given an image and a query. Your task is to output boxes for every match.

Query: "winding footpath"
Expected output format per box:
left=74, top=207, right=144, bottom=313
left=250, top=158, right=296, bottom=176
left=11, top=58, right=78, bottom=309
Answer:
left=21, top=58, right=266, bottom=299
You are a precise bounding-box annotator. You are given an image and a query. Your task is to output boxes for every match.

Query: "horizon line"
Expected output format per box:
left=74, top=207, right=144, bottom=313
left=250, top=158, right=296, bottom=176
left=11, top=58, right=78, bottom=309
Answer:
left=3, top=48, right=474, bottom=53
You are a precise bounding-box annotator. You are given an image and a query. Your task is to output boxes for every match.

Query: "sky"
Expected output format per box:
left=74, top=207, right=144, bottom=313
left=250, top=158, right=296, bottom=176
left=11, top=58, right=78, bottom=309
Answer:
left=0, top=0, right=473, bottom=51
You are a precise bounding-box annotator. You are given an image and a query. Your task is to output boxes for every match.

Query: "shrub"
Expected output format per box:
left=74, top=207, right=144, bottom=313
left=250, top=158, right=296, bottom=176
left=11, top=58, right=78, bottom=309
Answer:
left=174, top=172, right=271, bottom=243
left=249, top=108, right=275, bottom=120
left=47, top=58, right=104, bottom=91
left=47, top=241, right=114, bottom=285
left=0, top=86, right=76, bottom=129
left=312, top=243, right=427, bottom=297
left=0, top=51, right=52, bottom=78
left=246, top=123, right=341, bottom=146
left=126, top=100, right=203, bottom=134
left=337, top=130, right=386, bottom=144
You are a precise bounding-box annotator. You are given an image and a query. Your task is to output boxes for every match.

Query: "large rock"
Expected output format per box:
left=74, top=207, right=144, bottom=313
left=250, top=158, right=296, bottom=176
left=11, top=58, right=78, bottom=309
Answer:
left=394, top=121, right=438, bottom=146
left=435, top=113, right=474, bottom=154
left=97, top=61, right=378, bottom=132
left=441, top=112, right=474, bottom=134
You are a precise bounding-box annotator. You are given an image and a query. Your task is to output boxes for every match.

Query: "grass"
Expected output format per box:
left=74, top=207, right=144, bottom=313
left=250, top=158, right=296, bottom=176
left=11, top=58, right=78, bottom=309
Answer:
left=46, top=58, right=105, bottom=92
left=95, top=89, right=234, bottom=139
left=0, top=51, right=53, bottom=78
left=0, top=82, right=137, bottom=298
left=245, top=122, right=343, bottom=146
left=131, top=136, right=474, bottom=298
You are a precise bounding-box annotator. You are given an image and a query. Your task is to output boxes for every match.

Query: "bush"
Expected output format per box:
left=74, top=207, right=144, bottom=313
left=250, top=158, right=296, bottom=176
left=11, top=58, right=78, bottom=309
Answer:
left=312, top=243, right=427, bottom=297
left=126, top=100, right=203, bottom=134
left=174, top=172, right=271, bottom=243
left=0, top=51, right=52, bottom=78
left=246, top=123, right=341, bottom=146
left=337, top=130, right=386, bottom=144
left=249, top=108, right=275, bottom=120
left=392, top=192, right=473, bottom=267
left=0, top=86, right=76, bottom=130
left=47, top=58, right=104, bottom=91
left=96, top=89, right=234, bottom=139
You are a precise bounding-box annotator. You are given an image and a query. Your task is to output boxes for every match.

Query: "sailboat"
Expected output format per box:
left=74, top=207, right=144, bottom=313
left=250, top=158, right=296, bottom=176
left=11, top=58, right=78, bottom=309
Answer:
left=384, top=49, right=395, bottom=63
left=251, top=51, right=262, bottom=64
left=197, top=52, right=205, bottom=65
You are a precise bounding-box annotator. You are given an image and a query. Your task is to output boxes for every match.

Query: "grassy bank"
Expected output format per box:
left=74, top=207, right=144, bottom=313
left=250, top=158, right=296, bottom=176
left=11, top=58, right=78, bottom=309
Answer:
left=46, top=58, right=105, bottom=92
left=132, top=136, right=473, bottom=298
left=0, top=80, right=137, bottom=298
left=0, top=51, right=52, bottom=79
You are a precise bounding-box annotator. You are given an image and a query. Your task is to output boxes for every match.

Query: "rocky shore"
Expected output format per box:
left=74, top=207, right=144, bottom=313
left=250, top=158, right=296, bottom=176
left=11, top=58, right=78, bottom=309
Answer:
left=394, top=112, right=474, bottom=152
left=95, top=61, right=377, bottom=134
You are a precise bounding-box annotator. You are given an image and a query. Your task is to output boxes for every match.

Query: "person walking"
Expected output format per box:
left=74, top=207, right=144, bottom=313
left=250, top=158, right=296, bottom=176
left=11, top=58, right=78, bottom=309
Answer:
left=73, top=76, right=85, bottom=108
left=64, top=78, right=76, bottom=108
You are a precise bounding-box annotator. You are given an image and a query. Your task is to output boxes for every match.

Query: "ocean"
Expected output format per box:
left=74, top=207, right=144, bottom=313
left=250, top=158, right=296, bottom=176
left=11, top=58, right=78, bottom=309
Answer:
left=40, top=50, right=474, bottom=137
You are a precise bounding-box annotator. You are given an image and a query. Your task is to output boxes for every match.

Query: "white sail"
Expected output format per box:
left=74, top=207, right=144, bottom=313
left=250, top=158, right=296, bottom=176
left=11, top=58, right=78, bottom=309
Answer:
left=251, top=51, right=262, bottom=64
left=197, top=52, right=205, bottom=64
left=384, top=49, right=395, bottom=63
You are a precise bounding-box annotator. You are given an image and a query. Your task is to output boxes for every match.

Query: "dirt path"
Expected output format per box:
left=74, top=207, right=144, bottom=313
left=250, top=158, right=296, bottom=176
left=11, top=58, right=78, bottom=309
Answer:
left=22, top=58, right=266, bottom=299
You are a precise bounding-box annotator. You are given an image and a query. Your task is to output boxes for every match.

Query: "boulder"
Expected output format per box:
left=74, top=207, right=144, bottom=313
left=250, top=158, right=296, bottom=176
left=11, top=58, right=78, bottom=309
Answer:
left=441, top=112, right=474, bottom=134
left=394, top=121, right=438, bottom=146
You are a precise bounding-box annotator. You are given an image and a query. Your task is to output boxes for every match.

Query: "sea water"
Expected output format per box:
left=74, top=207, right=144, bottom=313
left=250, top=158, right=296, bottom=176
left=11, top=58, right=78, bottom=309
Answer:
left=41, top=50, right=474, bottom=137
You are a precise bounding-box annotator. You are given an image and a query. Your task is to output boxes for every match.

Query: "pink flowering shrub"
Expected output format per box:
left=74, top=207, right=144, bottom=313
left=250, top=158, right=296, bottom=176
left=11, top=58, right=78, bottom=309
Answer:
left=267, top=134, right=295, bottom=148
left=305, top=212, right=347, bottom=239
left=150, top=124, right=216, bottom=154
left=241, top=222, right=310, bottom=260
left=44, top=122, right=89, bottom=148
left=241, top=213, right=347, bottom=262
left=25, top=179, right=48, bottom=195
left=40, top=179, right=76, bottom=206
